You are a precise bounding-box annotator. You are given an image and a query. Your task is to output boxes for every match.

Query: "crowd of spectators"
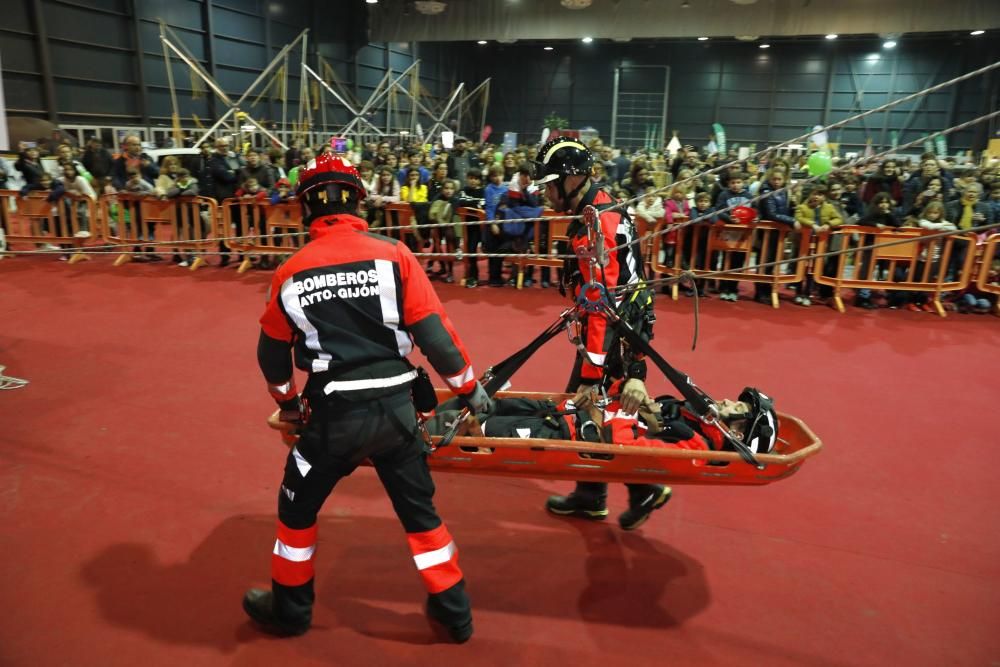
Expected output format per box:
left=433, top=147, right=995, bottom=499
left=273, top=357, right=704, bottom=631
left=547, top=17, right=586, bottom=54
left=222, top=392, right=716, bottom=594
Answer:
left=2, top=132, right=998, bottom=312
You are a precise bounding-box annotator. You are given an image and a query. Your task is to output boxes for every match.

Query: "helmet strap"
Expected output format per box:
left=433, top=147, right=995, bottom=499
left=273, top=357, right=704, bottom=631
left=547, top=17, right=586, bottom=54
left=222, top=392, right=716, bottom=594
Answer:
left=557, top=175, right=589, bottom=210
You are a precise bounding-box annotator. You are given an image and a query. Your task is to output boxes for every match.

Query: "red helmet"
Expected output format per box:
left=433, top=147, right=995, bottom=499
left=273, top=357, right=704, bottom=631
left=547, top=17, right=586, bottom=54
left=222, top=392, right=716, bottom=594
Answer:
left=296, top=153, right=366, bottom=200
left=729, top=205, right=758, bottom=225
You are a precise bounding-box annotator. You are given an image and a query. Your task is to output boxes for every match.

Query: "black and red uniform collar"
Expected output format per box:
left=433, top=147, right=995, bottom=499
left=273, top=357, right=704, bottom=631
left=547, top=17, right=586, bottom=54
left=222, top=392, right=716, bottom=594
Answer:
left=308, top=214, right=369, bottom=240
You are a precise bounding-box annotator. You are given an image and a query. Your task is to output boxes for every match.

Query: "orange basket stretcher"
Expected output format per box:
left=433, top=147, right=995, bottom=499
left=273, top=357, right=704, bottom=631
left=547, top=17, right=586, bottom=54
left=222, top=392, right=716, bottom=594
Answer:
left=269, top=389, right=822, bottom=487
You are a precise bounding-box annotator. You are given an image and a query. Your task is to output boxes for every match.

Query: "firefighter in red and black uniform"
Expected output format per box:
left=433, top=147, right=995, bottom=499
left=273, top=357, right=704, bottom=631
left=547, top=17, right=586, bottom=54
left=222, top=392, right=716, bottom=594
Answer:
left=243, top=154, right=491, bottom=643
left=533, top=137, right=671, bottom=531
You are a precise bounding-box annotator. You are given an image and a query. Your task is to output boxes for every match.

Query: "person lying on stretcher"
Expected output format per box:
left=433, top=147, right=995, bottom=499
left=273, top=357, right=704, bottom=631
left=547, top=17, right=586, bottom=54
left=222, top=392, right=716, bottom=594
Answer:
left=425, top=381, right=778, bottom=456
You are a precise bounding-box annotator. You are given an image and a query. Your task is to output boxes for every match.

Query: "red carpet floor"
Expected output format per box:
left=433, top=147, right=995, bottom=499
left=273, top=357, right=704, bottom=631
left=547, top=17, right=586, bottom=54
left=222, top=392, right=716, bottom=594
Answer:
left=1, top=256, right=999, bottom=667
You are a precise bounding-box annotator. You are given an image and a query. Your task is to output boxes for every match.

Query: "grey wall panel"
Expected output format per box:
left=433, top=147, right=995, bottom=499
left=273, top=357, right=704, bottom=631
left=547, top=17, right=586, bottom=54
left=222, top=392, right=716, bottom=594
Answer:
left=213, top=7, right=265, bottom=43
left=3, top=0, right=34, bottom=32
left=70, top=0, right=128, bottom=12
left=57, top=80, right=138, bottom=115
left=44, top=4, right=132, bottom=49
left=214, top=37, right=268, bottom=69
left=2, top=33, right=41, bottom=72
left=49, top=41, right=137, bottom=82
left=4, top=73, right=45, bottom=112
left=136, top=0, right=204, bottom=30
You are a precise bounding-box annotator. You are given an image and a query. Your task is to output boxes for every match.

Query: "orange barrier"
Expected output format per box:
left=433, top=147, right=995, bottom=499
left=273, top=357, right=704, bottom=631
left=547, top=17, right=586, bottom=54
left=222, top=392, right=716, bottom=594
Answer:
left=8, top=191, right=97, bottom=264
left=382, top=202, right=422, bottom=250
left=100, top=194, right=221, bottom=269
left=515, top=208, right=571, bottom=288
left=974, top=233, right=1000, bottom=315
left=812, top=225, right=977, bottom=317
left=650, top=220, right=812, bottom=308
left=221, top=197, right=303, bottom=273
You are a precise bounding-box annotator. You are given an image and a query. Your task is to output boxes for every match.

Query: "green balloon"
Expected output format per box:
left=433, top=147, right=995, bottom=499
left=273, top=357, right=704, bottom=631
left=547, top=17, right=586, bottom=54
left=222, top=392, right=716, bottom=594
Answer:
left=494, top=150, right=504, bottom=162
left=346, top=138, right=354, bottom=150
left=807, top=151, right=833, bottom=177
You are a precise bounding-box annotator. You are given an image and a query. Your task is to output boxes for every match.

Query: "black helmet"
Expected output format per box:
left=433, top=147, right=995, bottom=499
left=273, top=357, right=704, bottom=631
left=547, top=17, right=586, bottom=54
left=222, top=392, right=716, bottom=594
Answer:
left=533, top=137, right=594, bottom=186
left=736, top=387, right=778, bottom=454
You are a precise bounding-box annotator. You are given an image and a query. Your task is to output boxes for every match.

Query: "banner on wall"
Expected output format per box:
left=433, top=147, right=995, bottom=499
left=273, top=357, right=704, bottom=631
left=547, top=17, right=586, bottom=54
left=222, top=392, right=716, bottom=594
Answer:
left=712, top=123, right=726, bottom=155
left=934, top=135, right=948, bottom=158
left=503, top=132, right=517, bottom=153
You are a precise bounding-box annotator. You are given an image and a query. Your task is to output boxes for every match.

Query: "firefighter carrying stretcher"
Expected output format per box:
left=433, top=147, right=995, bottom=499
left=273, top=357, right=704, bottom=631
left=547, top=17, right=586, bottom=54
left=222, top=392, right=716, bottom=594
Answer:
left=533, top=137, right=668, bottom=530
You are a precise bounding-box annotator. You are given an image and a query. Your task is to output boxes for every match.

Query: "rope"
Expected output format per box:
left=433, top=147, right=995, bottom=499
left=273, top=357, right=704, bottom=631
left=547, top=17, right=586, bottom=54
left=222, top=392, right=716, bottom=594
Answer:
left=611, top=220, right=1000, bottom=295
left=607, top=108, right=1000, bottom=256
left=0, top=365, right=29, bottom=391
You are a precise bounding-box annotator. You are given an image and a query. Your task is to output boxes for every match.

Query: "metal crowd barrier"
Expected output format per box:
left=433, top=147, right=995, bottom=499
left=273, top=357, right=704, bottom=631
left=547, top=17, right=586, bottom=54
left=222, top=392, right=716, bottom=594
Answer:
left=221, top=198, right=304, bottom=273
left=6, top=191, right=97, bottom=264
left=974, top=233, right=1000, bottom=315
left=650, top=219, right=812, bottom=308
left=812, top=225, right=977, bottom=317
left=515, top=209, right=571, bottom=288
left=100, top=193, right=221, bottom=269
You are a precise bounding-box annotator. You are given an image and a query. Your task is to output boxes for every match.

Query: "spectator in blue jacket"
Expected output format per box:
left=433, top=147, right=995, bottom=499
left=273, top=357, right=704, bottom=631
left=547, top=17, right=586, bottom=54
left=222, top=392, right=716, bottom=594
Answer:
left=755, top=169, right=797, bottom=303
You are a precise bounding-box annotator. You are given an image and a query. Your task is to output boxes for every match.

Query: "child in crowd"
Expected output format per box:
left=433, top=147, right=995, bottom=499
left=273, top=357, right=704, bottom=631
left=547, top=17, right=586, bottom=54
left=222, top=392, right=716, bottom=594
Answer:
left=155, top=156, right=181, bottom=196
left=358, top=161, right=378, bottom=195
left=236, top=177, right=267, bottom=201
left=401, top=166, right=430, bottom=250
left=396, top=152, right=429, bottom=185
left=714, top=171, right=752, bottom=220
left=853, top=193, right=903, bottom=309
left=685, top=191, right=715, bottom=297
left=367, top=167, right=400, bottom=229
left=755, top=169, right=798, bottom=303
left=269, top=178, right=292, bottom=204
left=714, top=172, right=752, bottom=301
left=453, top=171, right=486, bottom=288
left=124, top=167, right=154, bottom=194
left=794, top=185, right=844, bottom=307
left=495, top=163, right=543, bottom=287
left=428, top=179, right=460, bottom=283
left=916, top=200, right=955, bottom=232
left=484, top=165, right=508, bottom=222
left=427, top=162, right=449, bottom=201
left=166, top=168, right=199, bottom=198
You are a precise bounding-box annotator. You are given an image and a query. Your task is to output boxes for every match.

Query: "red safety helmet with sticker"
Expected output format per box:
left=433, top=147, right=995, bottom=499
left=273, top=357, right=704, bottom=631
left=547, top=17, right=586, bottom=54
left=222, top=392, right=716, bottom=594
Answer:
left=295, top=153, right=366, bottom=225
left=296, top=153, right=366, bottom=200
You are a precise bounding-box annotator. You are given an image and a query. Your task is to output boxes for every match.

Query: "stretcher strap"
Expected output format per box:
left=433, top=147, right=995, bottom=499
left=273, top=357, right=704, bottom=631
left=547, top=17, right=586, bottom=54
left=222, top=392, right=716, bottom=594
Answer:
left=609, top=314, right=762, bottom=468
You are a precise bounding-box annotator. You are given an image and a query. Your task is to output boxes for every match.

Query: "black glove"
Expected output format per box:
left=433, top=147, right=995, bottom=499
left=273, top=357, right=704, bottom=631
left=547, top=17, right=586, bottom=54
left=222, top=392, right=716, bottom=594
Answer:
left=459, top=381, right=493, bottom=415
left=276, top=396, right=305, bottom=428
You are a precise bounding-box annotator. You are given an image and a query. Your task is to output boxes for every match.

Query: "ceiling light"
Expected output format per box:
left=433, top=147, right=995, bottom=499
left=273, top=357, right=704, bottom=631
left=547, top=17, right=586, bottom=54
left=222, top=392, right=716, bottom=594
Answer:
left=561, top=0, right=593, bottom=7
left=883, top=40, right=896, bottom=49
left=365, top=0, right=377, bottom=4
left=543, top=46, right=554, bottom=51
left=698, top=37, right=709, bottom=41
left=759, top=43, right=770, bottom=49
left=582, top=36, right=593, bottom=43
left=413, top=1, right=447, bottom=15
left=825, top=34, right=838, bottom=40
left=970, top=30, right=984, bottom=36
left=680, top=0, right=690, bottom=7
left=477, top=40, right=487, bottom=45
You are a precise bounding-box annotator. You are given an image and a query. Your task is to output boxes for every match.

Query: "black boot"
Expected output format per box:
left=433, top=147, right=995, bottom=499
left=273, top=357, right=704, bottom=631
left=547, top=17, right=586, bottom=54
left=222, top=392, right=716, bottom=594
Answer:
left=242, top=589, right=310, bottom=636
left=426, top=599, right=474, bottom=644
left=618, top=485, right=672, bottom=531
left=545, top=492, right=609, bottom=520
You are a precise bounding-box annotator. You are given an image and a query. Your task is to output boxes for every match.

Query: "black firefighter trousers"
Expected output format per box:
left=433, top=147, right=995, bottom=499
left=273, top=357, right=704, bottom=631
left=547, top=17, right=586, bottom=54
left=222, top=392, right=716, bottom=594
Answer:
left=269, top=388, right=471, bottom=630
